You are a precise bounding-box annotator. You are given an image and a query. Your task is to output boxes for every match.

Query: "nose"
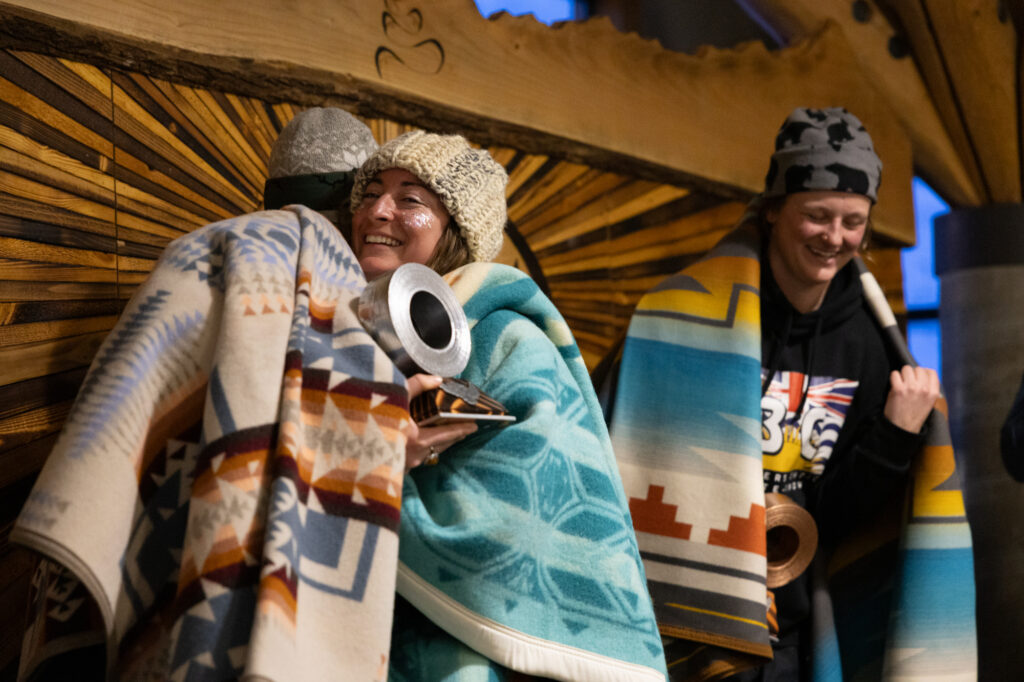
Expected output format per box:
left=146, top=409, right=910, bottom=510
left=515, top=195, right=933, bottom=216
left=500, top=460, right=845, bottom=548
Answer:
left=367, top=193, right=396, bottom=220
left=822, top=219, right=843, bottom=246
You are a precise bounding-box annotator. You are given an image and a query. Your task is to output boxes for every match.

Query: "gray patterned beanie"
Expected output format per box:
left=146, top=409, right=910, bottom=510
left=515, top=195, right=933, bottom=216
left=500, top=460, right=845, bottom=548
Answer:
left=264, top=107, right=378, bottom=222
left=764, top=107, right=882, bottom=203
left=351, top=131, right=508, bottom=262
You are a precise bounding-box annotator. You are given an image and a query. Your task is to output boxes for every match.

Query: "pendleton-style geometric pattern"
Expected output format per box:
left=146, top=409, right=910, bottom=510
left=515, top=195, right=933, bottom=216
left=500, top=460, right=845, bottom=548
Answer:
left=609, top=223, right=976, bottom=680
left=395, top=263, right=667, bottom=682
left=825, top=259, right=977, bottom=681
left=609, top=225, right=770, bottom=676
left=13, top=206, right=407, bottom=681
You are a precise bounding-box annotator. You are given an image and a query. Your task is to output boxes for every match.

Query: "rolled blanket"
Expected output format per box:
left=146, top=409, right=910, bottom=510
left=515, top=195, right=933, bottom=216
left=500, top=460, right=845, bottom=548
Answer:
left=607, top=224, right=976, bottom=680
left=394, top=263, right=668, bottom=682
left=14, top=206, right=408, bottom=681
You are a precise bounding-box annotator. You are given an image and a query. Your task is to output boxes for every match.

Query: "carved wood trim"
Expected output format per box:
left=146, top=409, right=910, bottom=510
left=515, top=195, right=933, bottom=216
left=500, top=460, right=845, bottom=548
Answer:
left=0, top=0, right=915, bottom=242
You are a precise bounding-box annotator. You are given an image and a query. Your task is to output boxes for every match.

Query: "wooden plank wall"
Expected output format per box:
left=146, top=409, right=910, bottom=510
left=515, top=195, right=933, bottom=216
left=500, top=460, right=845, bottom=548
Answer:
left=0, top=47, right=906, bottom=677
left=0, top=48, right=301, bottom=677
left=501, top=156, right=749, bottom=366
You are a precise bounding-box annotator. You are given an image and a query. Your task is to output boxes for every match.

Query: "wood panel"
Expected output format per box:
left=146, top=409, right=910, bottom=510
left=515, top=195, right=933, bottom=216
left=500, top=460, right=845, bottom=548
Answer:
left=885, top=0, right=1020, bottom=204
left=508, top=152, right=754, bottom=365
left=0, top=49, right=299, bottom=676
left=912, top=0, right=1019, bottom=203
left=0, top=0, right=916, bottom=243
left=742, top=0, right=983, bottom=207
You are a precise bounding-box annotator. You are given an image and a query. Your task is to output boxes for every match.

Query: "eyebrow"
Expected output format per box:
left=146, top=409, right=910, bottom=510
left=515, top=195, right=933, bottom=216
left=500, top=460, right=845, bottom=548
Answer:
left=366, top=177, right=429, bottom=191
left=805, top=205, right=868, bottom=218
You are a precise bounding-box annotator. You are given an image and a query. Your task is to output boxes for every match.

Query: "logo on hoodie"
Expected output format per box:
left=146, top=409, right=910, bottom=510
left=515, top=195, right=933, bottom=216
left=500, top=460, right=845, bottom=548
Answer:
left=760, top=370, right=858, bottom=493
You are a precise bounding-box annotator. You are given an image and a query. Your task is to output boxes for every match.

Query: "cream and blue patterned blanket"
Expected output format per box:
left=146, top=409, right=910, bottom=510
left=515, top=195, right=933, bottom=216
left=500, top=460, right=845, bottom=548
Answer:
left=394, top=263, right=667, bottom=682
left=15, top=207, right=407, bottom=681
left=607, top=223, right=976, bottom=680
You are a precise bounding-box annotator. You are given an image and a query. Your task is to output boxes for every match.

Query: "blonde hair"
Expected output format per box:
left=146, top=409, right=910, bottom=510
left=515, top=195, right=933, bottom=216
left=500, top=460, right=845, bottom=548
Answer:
left=426, top=221, right=473, bottom=275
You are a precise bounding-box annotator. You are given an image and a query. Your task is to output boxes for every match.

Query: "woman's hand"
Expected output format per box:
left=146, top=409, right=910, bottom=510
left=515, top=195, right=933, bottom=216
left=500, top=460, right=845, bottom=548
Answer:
left=883, top=365, right=941, bottom=434
left=404, top=374, right=478, bottom=472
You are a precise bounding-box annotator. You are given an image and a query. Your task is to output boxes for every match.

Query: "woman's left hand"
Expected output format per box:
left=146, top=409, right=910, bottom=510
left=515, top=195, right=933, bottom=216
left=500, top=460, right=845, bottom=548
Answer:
left=403, top=374, right=478, bottom=472
left=883, top=365, right=941, bottom=434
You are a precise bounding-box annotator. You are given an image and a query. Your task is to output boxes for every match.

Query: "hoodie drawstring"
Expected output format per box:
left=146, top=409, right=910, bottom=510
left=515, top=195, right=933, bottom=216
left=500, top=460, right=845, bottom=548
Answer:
left=793, top=315, right=823, bottom=419
left=762, top=311, right=793, bottom=398
left=761, top=309, right=823, bottom=426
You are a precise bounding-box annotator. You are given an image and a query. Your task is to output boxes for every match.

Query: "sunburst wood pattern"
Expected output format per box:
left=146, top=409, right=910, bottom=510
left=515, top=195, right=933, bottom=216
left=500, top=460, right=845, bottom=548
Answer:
left=0, top=47, right=906, bottom=676
left=0, top=49, right=303, bottom=676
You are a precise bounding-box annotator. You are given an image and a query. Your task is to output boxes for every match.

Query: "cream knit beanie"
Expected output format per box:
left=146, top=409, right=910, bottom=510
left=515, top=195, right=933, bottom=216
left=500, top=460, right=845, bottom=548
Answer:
left=351, top=131, right=508, bottom=262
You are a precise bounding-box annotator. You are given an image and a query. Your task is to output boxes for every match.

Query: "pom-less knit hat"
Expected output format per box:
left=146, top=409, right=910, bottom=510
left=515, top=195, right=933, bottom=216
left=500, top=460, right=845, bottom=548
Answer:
left=764, top=107, right=882, bottom=203
left=264, top=107, right=378, bottom=222
left=351, top=131, right=508, bottom=262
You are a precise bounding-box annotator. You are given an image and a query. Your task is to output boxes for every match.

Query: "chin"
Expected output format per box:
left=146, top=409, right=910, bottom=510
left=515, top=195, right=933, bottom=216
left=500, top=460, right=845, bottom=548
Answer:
left=359, top=259, right=393, bottom=281
left=800, top=258, right=845, bottom=282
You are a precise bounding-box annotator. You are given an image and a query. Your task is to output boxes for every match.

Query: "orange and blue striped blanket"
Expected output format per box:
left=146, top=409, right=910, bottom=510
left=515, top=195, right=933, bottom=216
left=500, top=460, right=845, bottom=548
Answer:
left=608, top=223, right=976, bottom=680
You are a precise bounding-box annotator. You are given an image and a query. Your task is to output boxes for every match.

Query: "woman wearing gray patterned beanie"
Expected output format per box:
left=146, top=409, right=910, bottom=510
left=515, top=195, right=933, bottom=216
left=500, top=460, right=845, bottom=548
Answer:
left=263, top=107, right=379, bottom=237
left=728, top=107, right=941, bottom=681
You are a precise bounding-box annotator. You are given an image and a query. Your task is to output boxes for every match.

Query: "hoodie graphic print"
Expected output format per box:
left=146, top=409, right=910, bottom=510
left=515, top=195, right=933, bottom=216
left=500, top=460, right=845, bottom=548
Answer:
left=761, top=371, right=858, bottom=495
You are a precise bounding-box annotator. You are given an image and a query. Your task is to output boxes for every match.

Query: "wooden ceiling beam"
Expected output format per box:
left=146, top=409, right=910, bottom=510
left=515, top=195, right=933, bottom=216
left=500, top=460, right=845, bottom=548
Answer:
left=885, top=0, right=1019, bottom=204
left=0, top=0, right=915, bottom=242
left=741, top=0, right=984, bottom=207
left=916, top=0, right=1019, bottom=203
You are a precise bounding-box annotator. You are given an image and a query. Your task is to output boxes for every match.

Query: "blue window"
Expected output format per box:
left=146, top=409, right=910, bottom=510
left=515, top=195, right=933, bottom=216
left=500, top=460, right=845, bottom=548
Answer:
left=901, top=177, right=947, bottom=378
left=474, top=0, right=580, bottom=23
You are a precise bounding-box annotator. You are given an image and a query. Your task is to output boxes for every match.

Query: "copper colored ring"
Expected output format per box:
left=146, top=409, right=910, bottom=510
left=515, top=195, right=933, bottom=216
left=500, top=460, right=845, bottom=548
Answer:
left=764, top=492, right=818, bottom=588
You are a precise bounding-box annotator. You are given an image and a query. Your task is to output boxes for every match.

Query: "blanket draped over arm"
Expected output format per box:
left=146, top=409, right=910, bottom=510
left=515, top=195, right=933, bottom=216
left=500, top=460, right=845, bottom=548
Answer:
left=13, top=207, right=409, bottom=681
left=606, top=224, right=977, bottom=681
left=393, top=263, right=668, bottom=682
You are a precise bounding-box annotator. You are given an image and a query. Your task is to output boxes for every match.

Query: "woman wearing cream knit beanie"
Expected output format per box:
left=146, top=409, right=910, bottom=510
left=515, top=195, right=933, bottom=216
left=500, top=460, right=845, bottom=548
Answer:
left=350, top=130, right=508, bottom=278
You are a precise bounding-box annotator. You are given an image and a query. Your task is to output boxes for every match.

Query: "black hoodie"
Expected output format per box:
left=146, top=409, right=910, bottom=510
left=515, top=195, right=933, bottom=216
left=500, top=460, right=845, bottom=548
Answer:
left=754, top=255, right=923, bottom=679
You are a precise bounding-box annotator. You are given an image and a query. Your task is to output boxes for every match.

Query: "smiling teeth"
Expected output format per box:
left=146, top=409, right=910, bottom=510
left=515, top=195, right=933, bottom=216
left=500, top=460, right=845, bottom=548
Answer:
left=366, top=235, right=400, bottom=246
left=809, top=247, right=838, bottom=258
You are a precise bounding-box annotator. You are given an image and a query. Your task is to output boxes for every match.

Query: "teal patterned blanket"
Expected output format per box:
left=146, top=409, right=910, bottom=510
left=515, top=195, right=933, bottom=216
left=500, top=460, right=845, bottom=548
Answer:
left=395, top=263, right=668, bottom=682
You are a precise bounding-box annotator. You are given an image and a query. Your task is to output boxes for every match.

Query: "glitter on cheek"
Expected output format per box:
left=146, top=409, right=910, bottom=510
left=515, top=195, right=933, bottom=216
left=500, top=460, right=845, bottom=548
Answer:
left=398, top=210, right=438, bottom=232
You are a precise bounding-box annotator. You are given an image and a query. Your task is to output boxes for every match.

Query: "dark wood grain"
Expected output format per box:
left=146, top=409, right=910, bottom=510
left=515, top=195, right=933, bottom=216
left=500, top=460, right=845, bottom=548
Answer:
left=0, top=214, right=114, bottom=252
left=0, top=299, right=119, bottom=325
left=0, top=368, right=88, bottom=422
left=0, top=546, right=35, bottom=679
left=0, top=192, right=116, bottom=239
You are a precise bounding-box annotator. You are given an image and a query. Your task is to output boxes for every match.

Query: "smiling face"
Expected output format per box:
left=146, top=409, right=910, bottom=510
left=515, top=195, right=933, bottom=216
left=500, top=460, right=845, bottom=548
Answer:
left=351, top=168, right=450, bottom=280
left=766, top=191, right=871, bottom=311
